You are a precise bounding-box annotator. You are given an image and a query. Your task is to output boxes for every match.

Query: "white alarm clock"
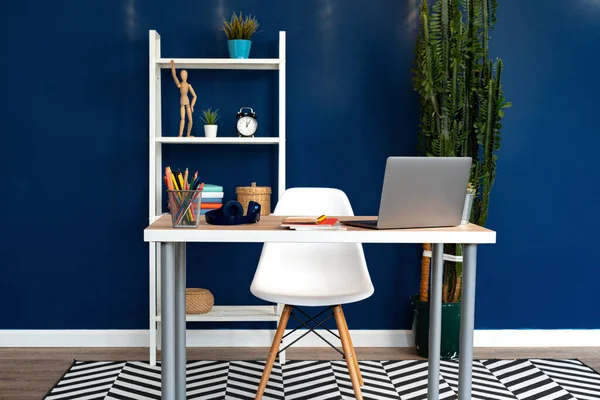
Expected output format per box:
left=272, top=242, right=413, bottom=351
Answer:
left=236, top=107, right=258, bottom=137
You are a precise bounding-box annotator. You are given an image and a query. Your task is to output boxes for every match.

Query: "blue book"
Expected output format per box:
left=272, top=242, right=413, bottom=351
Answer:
left=201, top=198, right=222, bottom=204
left=203, top=184, right=224, bottom=192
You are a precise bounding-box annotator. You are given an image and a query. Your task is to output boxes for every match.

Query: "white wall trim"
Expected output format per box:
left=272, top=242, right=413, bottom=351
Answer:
left=0, top=330, right=150, bottom=348
left=473, top=330, right=600, bottom=347
left=0, top=329, right=598, bottom=348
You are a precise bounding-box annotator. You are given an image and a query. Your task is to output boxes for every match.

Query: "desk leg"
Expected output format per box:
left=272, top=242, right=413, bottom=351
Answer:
left=458, top=244, right=477, bottom=400
left=428, top=243, right=444, bottom=400
left=175, top=243, right=187, bottom=400
left=161, top=242, right=176, bottom=400
left=149, top=242, right=157, bottom=366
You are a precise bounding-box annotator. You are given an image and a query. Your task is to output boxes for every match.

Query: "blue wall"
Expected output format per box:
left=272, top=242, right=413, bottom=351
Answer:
left=0, top=0, right=598, bottom=330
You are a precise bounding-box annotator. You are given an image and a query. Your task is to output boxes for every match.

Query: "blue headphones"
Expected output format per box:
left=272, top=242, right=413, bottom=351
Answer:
left=205, top=201, right=261, bottom=225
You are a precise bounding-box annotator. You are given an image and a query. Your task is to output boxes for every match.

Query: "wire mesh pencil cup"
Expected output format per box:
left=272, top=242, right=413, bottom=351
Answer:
left=167, top=190, right=203, bottom=228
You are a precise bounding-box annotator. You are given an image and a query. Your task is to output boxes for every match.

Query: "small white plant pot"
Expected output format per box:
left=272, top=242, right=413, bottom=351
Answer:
left=461, top=192, right=474, bottom=224
left=204, top=125, right=218, bottom=138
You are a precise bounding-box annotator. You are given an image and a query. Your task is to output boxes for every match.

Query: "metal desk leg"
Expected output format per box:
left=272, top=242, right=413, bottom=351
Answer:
left=458, top=244, right=477, bottom=400
left=150, top=243, right=157, bottom=366
left=175, top=243, right=187, bottom=399
left=161, top=242, right=175, bottom=400
left=428, top=243, right=444, bottom=400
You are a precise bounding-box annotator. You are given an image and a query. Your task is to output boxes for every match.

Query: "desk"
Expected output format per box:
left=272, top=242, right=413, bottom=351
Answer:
left=144, top=215, right=496, bottom=400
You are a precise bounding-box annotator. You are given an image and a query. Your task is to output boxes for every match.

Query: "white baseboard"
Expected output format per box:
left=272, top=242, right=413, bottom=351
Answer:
left=0, top=330, right=150, bottom=347
left=182, top=330, right=414, bottom=348
left=473, top=330, right=600, bottom=347
left=1, top=329, right=599, bottom=348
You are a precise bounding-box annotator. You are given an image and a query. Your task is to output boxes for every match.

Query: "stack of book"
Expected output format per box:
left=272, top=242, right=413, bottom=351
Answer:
left=200, top=184, right=224, bottom=215
left=281, top=215, right=346, bottom=231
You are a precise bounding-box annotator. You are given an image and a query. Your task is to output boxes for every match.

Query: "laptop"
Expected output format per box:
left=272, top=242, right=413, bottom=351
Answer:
left=342, top=157, right=472, bottom=229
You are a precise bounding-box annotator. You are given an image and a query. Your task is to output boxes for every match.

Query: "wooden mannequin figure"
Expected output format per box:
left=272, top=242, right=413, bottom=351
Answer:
left=170, top=60, right=197, bottom=137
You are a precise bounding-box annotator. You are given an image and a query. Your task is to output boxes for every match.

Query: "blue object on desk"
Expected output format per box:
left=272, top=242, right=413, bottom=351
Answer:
left=203, top=184, right=224, bottom=192
left=205, top=201, right=261, bottom=225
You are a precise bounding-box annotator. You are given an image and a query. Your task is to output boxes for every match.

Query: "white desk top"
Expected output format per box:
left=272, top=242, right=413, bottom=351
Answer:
left=144, top=215, right=496, bottom=244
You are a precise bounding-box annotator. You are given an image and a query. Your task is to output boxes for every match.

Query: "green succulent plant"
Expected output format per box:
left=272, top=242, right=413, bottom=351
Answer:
left=221, top=12, right=260, bottom=40
left=414, top=0, right=511, bottom=303
left=200, top=108, right=219, bottom=125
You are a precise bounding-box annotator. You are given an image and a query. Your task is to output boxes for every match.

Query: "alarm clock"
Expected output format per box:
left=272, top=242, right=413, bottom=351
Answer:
left=236, top=107, right=258, bottom=137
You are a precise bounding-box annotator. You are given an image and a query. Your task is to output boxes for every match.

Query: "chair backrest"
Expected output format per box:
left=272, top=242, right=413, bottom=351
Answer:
left=250, top=188, right=374, bottom=306
left=271, top=187, right=355, bottom=216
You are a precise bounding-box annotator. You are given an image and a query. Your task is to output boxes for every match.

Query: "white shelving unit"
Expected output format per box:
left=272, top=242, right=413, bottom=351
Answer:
left=156, top=305, right=280, bottom=322
left=148, top=30, right=286, bottom=365
left=155, top=137, right=280, bottom=144
left=156, top=58, right=280, bottom=70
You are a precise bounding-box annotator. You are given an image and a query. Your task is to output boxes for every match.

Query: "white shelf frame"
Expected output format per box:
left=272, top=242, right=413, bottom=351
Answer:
left=157, top=58, right=280, bottom=70
left=156, top=306, right=280, bottom=322
left=148, top=30, right=286, bottom=365
left=155, top=137, right=280, bottom=144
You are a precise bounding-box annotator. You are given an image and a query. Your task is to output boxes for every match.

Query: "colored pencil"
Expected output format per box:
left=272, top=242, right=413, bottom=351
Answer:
left=165, top=167, right=173, bottom=190
left=164, top=166, right=208, bottom=225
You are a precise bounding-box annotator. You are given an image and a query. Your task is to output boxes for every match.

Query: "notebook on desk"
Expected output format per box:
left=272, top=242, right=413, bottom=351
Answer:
left=281, top=217, right=345, bottom=230
left=281, top=215, right=327, bottom=224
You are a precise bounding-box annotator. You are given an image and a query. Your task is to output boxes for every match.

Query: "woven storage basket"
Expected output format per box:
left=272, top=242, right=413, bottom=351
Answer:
left=236, top=182, right=271, bottom=215
left=186, top=288, right=214, bottom=314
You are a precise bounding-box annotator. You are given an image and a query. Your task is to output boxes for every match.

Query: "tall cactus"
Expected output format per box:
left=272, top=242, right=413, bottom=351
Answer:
left=414, top=0, right=510, bottom=302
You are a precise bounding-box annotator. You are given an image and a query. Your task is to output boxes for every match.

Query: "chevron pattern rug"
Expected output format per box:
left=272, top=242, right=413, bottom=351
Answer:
left=44, top=359, right=600, bottom=400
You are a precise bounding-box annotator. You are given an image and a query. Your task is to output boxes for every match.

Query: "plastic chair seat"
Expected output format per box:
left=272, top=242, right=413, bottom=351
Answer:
left=250, top=188, right=374, bottom=307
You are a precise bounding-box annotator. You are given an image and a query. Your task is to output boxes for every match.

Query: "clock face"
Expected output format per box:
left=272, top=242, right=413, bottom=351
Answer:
left=237, top=116, right=258, bottom=137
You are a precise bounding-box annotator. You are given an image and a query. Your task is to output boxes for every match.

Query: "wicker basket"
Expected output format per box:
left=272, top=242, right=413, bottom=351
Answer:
left=186, top=288, right=214, bottom=314
left=236, top=182, right=271, bottom=215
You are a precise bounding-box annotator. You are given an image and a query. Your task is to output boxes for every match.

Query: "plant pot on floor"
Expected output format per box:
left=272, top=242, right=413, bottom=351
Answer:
left=204, top=125, right=218, bottom=138
left=228, top=40, right=252, bottom=59
left=411, top=294, right=461, bottom=360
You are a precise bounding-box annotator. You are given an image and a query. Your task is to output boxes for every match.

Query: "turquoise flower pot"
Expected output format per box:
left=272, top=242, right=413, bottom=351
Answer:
left=228, top=40, right=252, bottom=59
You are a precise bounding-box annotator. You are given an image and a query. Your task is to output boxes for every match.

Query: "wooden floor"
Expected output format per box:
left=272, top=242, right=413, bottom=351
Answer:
left=1, top=347, right=599, bottom=400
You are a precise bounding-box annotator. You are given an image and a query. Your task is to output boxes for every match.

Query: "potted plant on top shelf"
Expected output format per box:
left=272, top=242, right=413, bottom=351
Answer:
left=411, top=0, right=512, bottom=359
left=200, top=108, right=220, bottom=138
left=221, top=12, right=260, bottom=59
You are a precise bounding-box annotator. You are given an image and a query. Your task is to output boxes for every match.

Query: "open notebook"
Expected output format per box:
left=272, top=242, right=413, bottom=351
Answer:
left=281, top=217, right=346, bottom=231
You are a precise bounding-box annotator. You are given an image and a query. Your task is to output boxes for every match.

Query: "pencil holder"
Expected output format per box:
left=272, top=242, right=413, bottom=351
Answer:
left=167, top=190, right=203, bottom=228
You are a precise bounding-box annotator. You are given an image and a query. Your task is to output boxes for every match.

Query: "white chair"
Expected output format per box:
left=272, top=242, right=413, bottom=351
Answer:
left=250, top=188, right=374, bottom=400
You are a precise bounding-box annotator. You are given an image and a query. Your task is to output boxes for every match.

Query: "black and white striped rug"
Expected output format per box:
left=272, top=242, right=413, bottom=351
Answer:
left=44, top=359, right=600, bottom=400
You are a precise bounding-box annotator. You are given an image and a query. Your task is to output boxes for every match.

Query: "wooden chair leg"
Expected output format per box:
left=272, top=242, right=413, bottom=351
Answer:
left=334, top=305, right=363, bottom=400
left=339, top=306, right=364, bottom=386
left=255, top=305, right=291, bottom=400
